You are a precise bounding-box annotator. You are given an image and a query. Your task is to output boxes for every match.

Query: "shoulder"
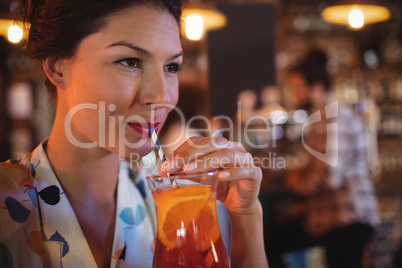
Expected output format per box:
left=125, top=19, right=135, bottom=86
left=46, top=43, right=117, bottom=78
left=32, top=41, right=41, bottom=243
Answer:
left=0, top=158, right=33, bottom=189
left=0, top=156, right=39, bottom=246
left=0, top=153, right=36, bottom=216
left=0, top=144, right=47, bottom=192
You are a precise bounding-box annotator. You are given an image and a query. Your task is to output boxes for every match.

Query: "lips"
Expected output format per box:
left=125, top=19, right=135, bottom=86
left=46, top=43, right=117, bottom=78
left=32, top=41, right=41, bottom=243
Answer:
left=127, top=122, right=160, bottom=136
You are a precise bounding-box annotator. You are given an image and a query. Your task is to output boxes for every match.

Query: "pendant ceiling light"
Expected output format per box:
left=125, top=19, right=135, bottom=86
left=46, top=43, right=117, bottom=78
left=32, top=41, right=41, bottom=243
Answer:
left=0, top=19, right=27, bottom=44
left=182, top=3, right=226, bottom=41
left=321, top=0, right=391, bottom=30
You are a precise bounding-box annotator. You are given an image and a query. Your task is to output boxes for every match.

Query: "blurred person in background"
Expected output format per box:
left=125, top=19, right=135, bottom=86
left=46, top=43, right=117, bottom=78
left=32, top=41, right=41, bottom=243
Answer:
left=236, top=89, right=257, bottom=124
left=266, top=49, right=380, bottom=268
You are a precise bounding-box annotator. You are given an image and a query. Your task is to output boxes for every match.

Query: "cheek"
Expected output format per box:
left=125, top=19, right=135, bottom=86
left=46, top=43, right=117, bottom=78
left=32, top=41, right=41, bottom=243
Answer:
left=64, top=80, right=133, bottom=144
left=76, top=109, right=99, bottom=132
left=169, top=84, right=179, bottom=106
left=171, top=91, right=179, bottom=107
left=68, top=71, right=137, bottom=113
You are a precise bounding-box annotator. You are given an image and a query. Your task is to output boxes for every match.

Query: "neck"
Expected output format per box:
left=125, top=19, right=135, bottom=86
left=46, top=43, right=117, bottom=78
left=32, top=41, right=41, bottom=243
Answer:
left=46, top=110, right=120, bottom=204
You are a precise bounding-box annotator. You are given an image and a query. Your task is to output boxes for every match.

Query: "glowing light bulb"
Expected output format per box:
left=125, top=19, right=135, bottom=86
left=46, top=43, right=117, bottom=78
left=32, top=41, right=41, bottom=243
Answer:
left=348, top=9, right=364, bottom=29
left=8, top=25, right=23, bottom=43
left=185, top=14, right=204, bottom=41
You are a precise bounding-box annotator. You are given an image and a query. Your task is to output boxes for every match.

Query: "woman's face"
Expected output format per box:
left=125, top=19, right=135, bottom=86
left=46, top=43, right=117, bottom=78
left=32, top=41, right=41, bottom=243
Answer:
left=60, top=5, right=182, bottom=157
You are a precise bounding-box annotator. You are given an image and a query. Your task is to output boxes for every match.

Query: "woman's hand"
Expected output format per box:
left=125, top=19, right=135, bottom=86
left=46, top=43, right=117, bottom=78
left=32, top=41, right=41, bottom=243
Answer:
left=158, top=136, right=263, bottom=216
left=159, top=136, right=268, bottom=268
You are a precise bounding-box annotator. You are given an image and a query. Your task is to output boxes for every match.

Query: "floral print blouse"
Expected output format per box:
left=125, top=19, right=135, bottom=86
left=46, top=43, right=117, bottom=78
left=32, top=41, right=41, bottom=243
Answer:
left=0, top=142, right=157, bottom=267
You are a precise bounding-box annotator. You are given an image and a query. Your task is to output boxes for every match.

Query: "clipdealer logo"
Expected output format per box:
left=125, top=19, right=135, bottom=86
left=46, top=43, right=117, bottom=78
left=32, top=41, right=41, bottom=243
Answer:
left=301, top=101, right=339, bottom=167
left=63, top=101, right=339, bottom=169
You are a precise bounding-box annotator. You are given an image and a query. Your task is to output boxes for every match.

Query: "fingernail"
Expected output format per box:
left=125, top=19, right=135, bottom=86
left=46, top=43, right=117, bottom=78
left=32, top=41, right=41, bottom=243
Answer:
left=185, top=162, right=197, bottom=172
left=219, top=171, right=230, bottom=179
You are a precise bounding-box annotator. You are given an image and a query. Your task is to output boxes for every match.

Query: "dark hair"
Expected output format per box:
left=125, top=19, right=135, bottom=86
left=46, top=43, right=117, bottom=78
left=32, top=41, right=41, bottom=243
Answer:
left=17, top=0, right=182, bottom=104
left=291, top=49, right=331, bottom=92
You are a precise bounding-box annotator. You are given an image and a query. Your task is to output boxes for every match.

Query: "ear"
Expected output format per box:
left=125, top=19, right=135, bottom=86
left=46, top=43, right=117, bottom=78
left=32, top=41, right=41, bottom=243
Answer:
left=42, top=57, right=68, bottom=89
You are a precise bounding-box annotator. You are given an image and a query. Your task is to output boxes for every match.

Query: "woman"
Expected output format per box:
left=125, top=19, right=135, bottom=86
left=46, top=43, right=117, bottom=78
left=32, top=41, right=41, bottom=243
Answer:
left=0, top=0, right=268, bottom=267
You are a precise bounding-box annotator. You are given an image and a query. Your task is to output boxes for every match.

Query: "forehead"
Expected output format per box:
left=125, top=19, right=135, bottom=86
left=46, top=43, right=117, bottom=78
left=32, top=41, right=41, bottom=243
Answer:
left=80, top=5, right=181, bottom=53
left=106, top=4, right=179, bottom=30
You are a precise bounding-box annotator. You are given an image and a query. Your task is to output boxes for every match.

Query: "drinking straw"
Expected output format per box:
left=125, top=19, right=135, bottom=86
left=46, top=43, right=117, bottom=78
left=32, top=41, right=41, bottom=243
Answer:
left=149, top=128, right=166, bottom=163
left=149, top=128, right=178, bottom=188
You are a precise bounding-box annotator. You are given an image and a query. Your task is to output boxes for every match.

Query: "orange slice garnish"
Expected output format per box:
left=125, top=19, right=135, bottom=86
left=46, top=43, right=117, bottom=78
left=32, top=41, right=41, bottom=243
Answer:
left=155, top=185, right=217, bottom=250
left=193, top=198, right=221, bottom=252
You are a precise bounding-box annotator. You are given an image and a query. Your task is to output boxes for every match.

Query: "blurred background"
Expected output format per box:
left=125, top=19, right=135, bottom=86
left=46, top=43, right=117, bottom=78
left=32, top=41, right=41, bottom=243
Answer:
left=0, top=0, right=401, bottom=267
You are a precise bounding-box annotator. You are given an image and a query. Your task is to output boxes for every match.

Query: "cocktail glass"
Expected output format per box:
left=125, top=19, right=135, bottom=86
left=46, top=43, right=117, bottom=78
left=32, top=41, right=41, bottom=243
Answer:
left=146, top=172, right=230, bottom=268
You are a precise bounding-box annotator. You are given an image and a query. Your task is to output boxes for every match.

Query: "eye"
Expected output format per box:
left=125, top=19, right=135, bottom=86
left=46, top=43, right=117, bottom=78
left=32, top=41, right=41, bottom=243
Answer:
left=164, top=63, right=181, bottom=73
left=116, top=58, right=141, bottom=68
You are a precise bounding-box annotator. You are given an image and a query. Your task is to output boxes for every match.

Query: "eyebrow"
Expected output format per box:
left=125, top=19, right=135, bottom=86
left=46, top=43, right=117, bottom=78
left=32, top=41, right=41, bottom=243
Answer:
left=107, top=41, right=183, bottom=60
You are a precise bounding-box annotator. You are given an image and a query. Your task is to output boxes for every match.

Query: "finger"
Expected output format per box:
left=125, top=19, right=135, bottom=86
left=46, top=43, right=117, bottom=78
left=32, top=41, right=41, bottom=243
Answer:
left=182, top=149, right=255, bottom=174
left=160, top=137, right=243, bottom=174
left=216, top=167, right=263, bottom=208
left=165, top=136, right=204, bottom=161
left=170, top=137, right=245, bottom=161
left=161, top=136, right=226, bottom=174
left=217, top=166, right=262, bottom=185
left=159, top=136, right=206, bottom=174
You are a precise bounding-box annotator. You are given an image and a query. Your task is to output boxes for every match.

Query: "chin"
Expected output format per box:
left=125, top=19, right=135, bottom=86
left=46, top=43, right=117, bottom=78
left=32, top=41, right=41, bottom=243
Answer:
left=115, top=139, right=155, bottom=159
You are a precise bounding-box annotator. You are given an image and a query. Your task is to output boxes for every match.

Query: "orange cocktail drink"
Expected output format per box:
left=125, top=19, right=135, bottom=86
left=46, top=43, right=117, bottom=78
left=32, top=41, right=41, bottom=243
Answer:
left=147, top=172, right=230, bottom=268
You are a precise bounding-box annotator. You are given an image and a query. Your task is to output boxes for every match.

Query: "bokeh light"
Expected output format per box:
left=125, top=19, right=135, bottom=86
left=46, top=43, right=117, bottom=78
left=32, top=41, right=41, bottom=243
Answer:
left=185, top=14, right=204, bottom=41
left=348, top=9, right=364, bottom=29
left=270, top=109, right=288, bottom=124
left=293, top=109, right=308, bottom=124
left=270, top=125, right=284, bottom=141
left=7, top=25, right=23, bottom=43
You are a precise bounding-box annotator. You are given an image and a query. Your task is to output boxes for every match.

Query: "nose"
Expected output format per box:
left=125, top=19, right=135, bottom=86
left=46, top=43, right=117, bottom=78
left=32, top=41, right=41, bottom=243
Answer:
left=138, top=68, right=171, bottom=110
